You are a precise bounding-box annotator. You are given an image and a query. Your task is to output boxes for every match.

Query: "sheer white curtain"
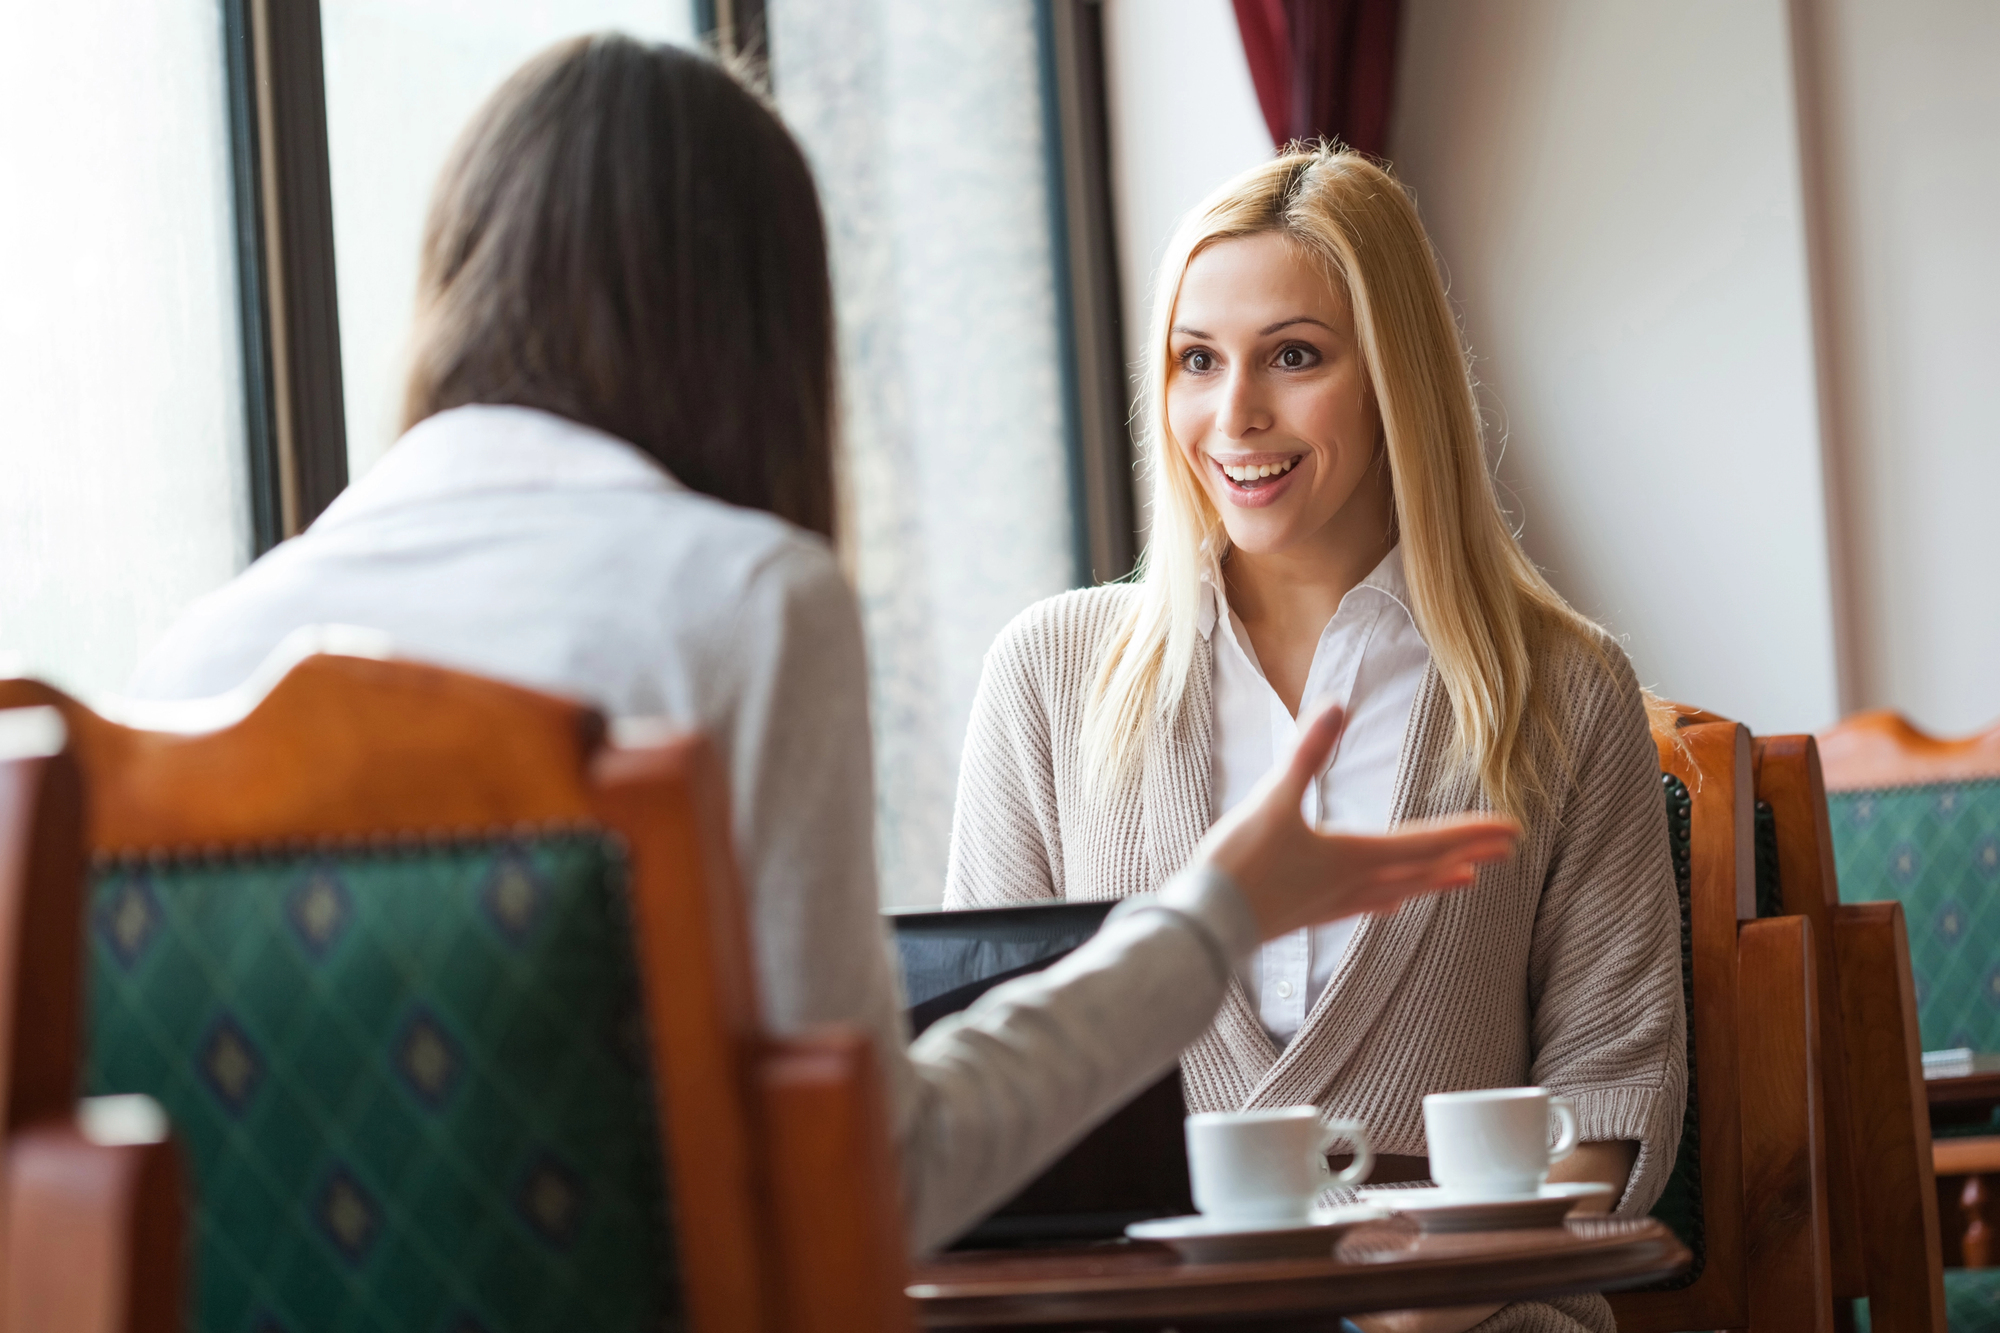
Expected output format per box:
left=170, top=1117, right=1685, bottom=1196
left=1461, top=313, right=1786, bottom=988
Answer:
left=0, top=2, right=251, bottom=697
left=769, top=0, right=1081, bottom=907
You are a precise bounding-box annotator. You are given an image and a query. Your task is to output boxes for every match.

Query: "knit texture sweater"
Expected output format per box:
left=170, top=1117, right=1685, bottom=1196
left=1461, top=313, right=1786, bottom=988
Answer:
left=944, top=585, right=1687, bottom=1333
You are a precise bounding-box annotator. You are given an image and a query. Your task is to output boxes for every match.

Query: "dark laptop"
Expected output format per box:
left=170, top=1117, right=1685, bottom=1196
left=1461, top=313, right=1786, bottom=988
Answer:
left=889, top=900, right=1194, bottom=1247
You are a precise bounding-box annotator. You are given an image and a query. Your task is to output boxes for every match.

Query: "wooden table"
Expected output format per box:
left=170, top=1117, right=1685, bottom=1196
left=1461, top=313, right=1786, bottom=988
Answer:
left=1926, top=1053, right=2000, bottom=1113
left=1927, top=1054, right=2000, bottom=1150
left=1925, top=1056, right=2000, bottom=1266
left=910, top=1217, right=1689, bottom=1330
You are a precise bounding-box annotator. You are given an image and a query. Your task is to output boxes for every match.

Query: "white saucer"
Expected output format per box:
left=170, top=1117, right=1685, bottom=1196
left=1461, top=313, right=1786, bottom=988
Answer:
left=1357, top=1182, right=1614, bottom=1233
left=1125, top=1202, right=1388, bottom=1263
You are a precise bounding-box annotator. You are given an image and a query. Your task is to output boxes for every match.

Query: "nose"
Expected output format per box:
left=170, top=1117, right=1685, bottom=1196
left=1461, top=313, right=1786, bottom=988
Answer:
left=1216, top=365, right=1271, bottom=440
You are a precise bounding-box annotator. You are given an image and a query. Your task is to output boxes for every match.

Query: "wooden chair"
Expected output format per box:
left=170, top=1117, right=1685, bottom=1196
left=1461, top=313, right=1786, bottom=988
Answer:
left=1756, top=734, right=1946, bottom=1333
left=0, top=708, right=186, bottom=1333
left=1609, top=714, right=1836, bottom=1333
left=1820, top=711, right=2000, bottom=1328
left=0, top=655, right=913, bottom=1333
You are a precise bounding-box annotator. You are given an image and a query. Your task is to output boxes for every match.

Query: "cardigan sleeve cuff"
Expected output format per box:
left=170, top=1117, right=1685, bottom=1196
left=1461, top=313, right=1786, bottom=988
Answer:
left=1112, top=861, right=1259, bottom=983
left=1566, top=1081, right=1683, bottom=1216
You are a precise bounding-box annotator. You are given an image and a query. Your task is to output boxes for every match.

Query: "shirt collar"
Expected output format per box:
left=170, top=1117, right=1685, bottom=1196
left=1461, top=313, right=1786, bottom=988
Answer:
left=311, top=404, right=679, bottom=533
left=1356, top=544, right=1416, bottom=623
left=1199, top=544, right=1416, bottom=641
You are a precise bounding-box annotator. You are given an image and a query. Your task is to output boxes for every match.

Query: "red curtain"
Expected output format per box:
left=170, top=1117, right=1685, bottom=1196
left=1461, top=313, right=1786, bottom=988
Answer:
left=1232, top=0, right=1401, bottom=156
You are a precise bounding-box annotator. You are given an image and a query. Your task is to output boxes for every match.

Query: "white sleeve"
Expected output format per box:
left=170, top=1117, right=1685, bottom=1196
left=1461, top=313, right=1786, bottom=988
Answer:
left=721, top=542, right=1257, bottom=1251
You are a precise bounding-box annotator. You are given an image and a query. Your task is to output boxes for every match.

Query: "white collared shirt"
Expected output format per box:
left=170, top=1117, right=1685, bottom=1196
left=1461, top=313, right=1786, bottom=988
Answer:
left=1206, top=546, right=1431, bottom=1046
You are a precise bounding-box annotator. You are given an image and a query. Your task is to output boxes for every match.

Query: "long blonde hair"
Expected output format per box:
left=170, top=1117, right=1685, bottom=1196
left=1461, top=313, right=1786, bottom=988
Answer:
left=1083, top=147, right=1607, bottom=819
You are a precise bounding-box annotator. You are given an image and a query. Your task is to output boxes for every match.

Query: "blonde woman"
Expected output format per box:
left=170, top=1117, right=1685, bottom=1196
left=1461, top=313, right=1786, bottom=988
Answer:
left=945, top=148, right=1684, bottom=1333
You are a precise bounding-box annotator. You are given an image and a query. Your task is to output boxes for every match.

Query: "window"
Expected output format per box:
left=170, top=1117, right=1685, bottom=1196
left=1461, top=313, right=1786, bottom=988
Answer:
left=320, top=1, right=699, bottom=479
left=0, top=3, right=252, bottom=696
left=770, top=0, right=1128, bottom=903
left=3, top=2, right=1132, bottom=908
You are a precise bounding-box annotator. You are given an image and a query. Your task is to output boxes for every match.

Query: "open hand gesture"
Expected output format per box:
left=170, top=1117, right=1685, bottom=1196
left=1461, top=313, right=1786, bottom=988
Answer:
left=1201, top=705, right=1521, bottom=940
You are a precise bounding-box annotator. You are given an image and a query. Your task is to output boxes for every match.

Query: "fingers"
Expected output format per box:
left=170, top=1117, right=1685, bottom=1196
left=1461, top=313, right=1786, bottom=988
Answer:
left=1394, top=812, right=1524, bottom=843
left=1346, top=841, right=1516, bottom=889
left=1341, top=817, right=1517, bottom=913
left=1215, top=756, right=1519, bottom=940
left=1272, top=705, right=1346, bottom=805
left=1341, top=815, right=1521, bottom=867
left=1363, top=858, right=1484, bottom=896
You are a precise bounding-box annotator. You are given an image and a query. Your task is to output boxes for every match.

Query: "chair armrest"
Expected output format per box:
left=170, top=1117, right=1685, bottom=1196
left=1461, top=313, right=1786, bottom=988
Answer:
left=1733, top=916, right=1833, bottom=1325
left=4, top=1117, right=184, bottom=1333
left=1934, top=1136, right=2000, bottom=1177
left=758, top=1025, right=914, bottom=1333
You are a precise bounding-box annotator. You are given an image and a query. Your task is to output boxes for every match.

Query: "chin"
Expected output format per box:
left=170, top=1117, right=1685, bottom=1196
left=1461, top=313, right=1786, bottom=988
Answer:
left=1216, top=515, right=1306, bottom=558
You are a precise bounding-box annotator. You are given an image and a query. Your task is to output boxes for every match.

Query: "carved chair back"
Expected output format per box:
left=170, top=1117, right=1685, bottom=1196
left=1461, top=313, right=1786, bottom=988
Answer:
left=0, top=657, right=911, bottom=1333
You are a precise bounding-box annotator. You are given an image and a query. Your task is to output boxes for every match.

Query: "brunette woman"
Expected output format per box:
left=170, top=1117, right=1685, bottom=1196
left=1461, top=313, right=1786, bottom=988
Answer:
left=129, top=41, right=1516, bottom=1257
left=945, top=148, right=1684, bottom=1333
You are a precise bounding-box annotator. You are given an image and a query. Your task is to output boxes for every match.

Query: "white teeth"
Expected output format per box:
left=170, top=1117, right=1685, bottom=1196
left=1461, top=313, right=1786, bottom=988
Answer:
left=1221, top=458, right=1297, bottom=482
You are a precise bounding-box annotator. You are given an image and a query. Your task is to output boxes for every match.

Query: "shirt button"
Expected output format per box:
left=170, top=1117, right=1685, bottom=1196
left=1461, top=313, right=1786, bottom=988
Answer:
left=1276, top=981, right=1296, bottom=999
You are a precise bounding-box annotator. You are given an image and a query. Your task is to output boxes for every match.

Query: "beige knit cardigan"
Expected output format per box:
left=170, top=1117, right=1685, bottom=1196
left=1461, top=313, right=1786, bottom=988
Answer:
left=944, top=585, right=1687, bottom=1333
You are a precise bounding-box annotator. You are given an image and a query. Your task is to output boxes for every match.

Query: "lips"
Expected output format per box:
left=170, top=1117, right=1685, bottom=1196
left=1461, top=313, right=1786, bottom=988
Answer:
left=1210, top=454, right=1304, bottom=508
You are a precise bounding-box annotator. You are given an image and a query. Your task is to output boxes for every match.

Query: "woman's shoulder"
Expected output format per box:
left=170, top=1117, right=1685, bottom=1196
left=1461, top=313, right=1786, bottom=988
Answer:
left=976, top=583, right=1140, bottom=710
left=1530, top=613, right=1647, bottom=738
left=988, top=583, right=1139, bottom=667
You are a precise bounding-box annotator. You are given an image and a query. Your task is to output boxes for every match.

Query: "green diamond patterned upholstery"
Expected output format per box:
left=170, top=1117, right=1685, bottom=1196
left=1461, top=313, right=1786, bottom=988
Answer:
left=1854, top=1268, right=2000, bottom=1333
left=86, top=834, right=683, bottom=1333
left=1944, top=1268, right=2000, bottom=1331
left=1644, top=772, right=1705, bottom=1288
left=1830, top=778, right=2000, bottom=1328
left=1826, top=780, right=2000, bottom=1057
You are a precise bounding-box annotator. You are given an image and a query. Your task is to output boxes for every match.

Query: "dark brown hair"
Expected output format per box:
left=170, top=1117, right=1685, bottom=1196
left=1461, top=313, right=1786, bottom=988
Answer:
left=403, top=34, right=836, bottom=537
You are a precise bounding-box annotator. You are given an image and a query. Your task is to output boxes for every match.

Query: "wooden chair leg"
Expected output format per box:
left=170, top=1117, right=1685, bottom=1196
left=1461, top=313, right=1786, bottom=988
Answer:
left=1832, top=904, right=1945, bottom=1333
left=3, top=1119, right=184, bottom=1333
left=1738, top=915, right=1833, bottom=1333
left=1965, top=1174, right=1992, bottom=1269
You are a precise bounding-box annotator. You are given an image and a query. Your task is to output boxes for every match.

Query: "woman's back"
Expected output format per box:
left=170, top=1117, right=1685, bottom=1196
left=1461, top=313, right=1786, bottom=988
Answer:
left=130, top=406, right=905, bottom=1190
left=132, top=405, right=842, bottom=721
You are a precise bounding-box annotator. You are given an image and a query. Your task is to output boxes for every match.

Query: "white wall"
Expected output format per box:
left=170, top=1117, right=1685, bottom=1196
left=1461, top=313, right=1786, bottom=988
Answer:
left=1102, top=0, right=1271, bottom=382
left=1105, top=0, right=1853, bottom=734
left=1804, top=0, right=2000, bottom=734
left=1390, top=0, right=1841, bottom=732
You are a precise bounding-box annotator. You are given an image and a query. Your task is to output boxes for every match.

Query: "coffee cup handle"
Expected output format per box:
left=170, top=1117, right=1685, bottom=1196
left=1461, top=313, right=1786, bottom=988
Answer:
left=1317, top=1119, right=1373, bottom=1189
left=1548, top=1095, right=1579, bottom=1164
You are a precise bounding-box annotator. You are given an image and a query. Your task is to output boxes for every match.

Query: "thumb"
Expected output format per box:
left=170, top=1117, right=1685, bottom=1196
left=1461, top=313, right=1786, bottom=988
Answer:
left=1273, top=704, right=1345, bottom=806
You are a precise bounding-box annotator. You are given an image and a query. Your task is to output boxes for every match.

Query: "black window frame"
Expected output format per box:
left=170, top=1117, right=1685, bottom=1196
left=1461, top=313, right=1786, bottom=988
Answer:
left=222, top=0, right=348, bottom=555
left=1039, top=0, right=1138, bottom=586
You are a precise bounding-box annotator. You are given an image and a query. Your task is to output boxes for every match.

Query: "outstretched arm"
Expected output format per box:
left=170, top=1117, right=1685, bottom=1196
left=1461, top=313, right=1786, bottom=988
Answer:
left=726, top=546, right=1518, bottom=1250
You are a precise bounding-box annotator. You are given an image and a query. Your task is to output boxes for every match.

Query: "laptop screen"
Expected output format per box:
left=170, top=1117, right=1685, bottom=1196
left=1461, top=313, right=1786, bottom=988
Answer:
left=890, top=901, right=1194, bottom=1246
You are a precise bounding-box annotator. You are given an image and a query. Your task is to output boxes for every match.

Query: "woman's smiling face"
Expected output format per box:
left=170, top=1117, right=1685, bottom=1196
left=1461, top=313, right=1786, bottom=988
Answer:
left=1166, top=232, right=1387, bottom=558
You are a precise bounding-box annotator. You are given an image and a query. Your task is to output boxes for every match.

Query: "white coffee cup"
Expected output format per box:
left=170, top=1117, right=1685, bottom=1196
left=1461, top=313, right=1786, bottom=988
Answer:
left=1185, top=1107, right=1373, bottom=1222
left=1422, top=1087, right=1578, bottom=1199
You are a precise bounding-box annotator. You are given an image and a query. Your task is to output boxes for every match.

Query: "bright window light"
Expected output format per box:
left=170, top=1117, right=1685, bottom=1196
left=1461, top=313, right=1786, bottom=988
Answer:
left=320, top=1, right=699, bottom=482
left=0, top=3, right=252, bottom=697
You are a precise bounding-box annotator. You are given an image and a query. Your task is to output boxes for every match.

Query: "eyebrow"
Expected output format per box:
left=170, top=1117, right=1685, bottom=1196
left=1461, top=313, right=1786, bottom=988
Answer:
left=1170, top=317, right=1335, bottom=339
